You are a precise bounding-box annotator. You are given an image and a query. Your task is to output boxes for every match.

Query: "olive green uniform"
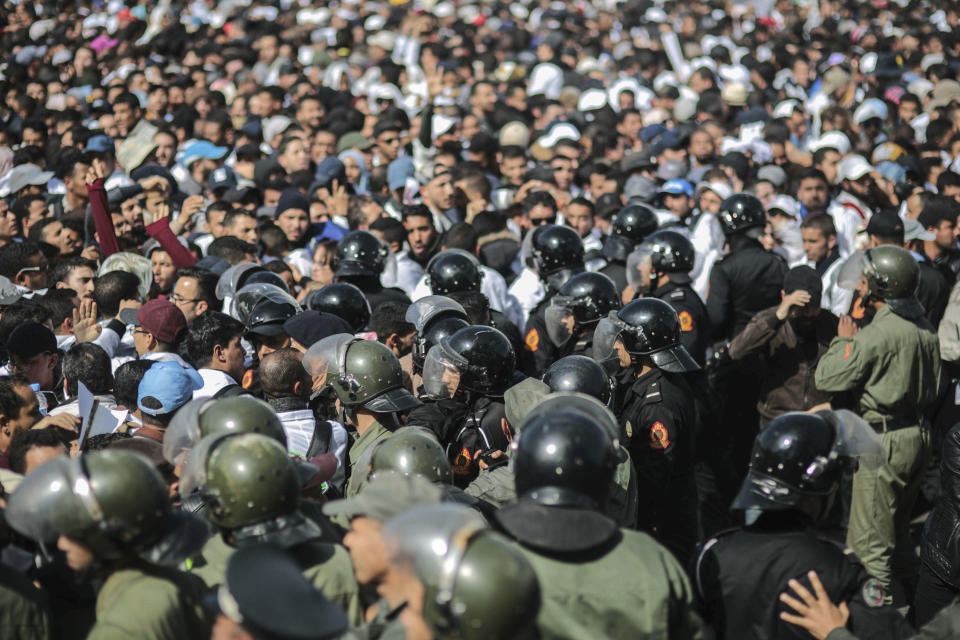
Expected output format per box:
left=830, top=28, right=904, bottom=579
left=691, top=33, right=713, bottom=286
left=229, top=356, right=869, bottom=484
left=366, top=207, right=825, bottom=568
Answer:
left=520, top=529, right=705, bottom=639
left=0, top=565, right=52, bottom=640
left=88, top=564, right=209, bottom=640
left=345, top=421, right=392, bottom=498
left=338, top=599, right=407, bottom=640
left=815, top=305, right=942, bottom=599
left=191, top=534, right=362, bottom=625
left=465, top=447, right=639, bottom=528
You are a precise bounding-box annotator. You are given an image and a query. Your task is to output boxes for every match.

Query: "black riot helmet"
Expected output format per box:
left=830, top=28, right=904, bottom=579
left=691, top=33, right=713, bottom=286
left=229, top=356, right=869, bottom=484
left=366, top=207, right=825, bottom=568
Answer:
left=246, top=298, right=298, bottom=337
left=513, top=408, right=619, bottom=510
left=644, top=230, right=695, bottom=275
left=732, top=410, right=883, bottom=512
left=427, top=250, right=483, bottom=295
left=717, top=193, right=766, bottom=236
left=544, top=272, right=621, bottom=347
left=422, top=325, right=515, bottom=399
left=592, top=298, right=699, bottom=373
left=542, top=355, right=613, bottom=406
left=306, top=282, right=372, bottom=332
left=530, top=224, right=585, bottom=291
left=405, top=296, right=470, bottom=375
left=241, top=269, right=291, bottom=293
left=334, top=230, right=389, bottom=278
left=611, top=204, right=658, bottom=244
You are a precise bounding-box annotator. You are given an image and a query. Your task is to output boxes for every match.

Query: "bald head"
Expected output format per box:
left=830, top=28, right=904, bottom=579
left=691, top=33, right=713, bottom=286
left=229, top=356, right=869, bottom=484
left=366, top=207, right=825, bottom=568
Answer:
left=260, top=348, right=310, bottom=400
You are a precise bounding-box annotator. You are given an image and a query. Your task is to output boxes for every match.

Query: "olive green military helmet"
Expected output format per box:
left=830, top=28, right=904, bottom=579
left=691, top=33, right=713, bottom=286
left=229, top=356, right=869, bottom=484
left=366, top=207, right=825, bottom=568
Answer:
left=6, top=450, right=208, bottom=565
left=164, top=396, right=287, bottom=466
left=180, top=432, right=301, bottom=530
left=304, top=334, right=421, bottom=412
left=840, top=246, right=922, bottom=319
left=368, top=427, right=453, bottom=485
left=383, top=503, right=540, bottom=640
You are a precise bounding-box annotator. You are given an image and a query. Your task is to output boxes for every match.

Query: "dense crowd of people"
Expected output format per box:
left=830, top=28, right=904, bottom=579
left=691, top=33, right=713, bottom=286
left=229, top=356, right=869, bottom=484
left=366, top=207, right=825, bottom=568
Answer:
left=2, top=0, right=960, bottom=638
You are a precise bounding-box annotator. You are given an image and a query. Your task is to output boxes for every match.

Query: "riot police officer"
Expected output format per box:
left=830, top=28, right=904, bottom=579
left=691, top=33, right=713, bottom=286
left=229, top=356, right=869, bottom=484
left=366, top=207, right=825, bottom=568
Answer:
left=600, top=203, right=660, bottom=293
left=382, top=503, right=541, bottom=640
left=405, top=296, right=470, bottom=378
left=408, top=325, right=515, bottom=486
left=523, top=224, right=587, bottom=375
left=334, top=230, right=411, bottom=310
left=306, top=282, right=373, bottom=332
left=491, top=403, right=704, bottom=639
left=6, top=450, right=211, bottom=638
left=593, top=297, right=700, bottom=562
left=179, top=432, right=362, bottom=624
left=540, top=271, right=621, bottom=371
left=628, top=229, right=710, bottom=365
left=708, top=193, right=788, bottom=492
left=243, top=295, right=300, bottom=394
left=303, top=335, right=422, bottom=497
left=694, top=411, right=912, bottom=640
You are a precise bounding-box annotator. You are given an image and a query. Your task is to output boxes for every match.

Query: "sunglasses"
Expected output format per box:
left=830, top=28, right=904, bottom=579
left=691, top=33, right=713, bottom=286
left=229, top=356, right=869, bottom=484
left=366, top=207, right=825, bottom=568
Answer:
left=529, top=217, right=553, bottom=226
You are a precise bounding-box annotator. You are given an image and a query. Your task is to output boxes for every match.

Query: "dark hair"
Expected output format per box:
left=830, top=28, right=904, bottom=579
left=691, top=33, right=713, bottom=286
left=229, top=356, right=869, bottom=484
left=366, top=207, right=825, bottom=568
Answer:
left=36, top=289, right=77, bottom=329
left=500, top=145, right=526, bottom=161
left=27, top=217, right=59, bottom=244
left=112, top=91, right=141, bottom=112
left=401, top=204, right=433, bottom=224
left=208, top=236, right=257, bottom=265
left=0, top=377, right=26, bottom=421
left=447, top=290, right=491, bottom=325
left=936, top=171, right=960, bottom=193
left=797, top=167, right=828, bottom=187
left=0, top=302, right=51, bottom=344
left=443, top=223, right=479, bottom=253
left=50, top=257, right=97, bottom=287
left=259, top=348, right=308, bottom=400
left=62, top=342, right=114, bottom=396
left=222, top=209, right=258, bottom=233
left=370, top=301, right=414, bottom=343
left=369, top=216, right=406, bottom=246
left=262, top=260, right=292, bottom=276
left=0, top=241, right=43, bottom=279
left=93, top=271, right=142, bottom=318
left=114, top=360, right=154, bottom=409
left=8, top=428, right=67, bottom=474
left=259, top=225, right=292, bottom=257
left=183, top=311, right=245, bottom=368
left=83, top=431, right=133, bottom=452
left=800, top=213, right=838, bottom=238
left=918, top=195, right=960, bottom=230
left=174, top=266, right=219, bottom=309
left=523, top=190, right=557, bottom=215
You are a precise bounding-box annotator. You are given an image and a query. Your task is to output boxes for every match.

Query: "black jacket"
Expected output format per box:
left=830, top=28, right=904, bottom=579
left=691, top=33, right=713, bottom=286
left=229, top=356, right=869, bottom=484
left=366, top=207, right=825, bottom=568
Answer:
left=695, top=511, right=912, bottom=640
left=922, top=423, right=960, bottom=588
left=653, top=279, right=710, bottom=366
left=707, top=236, right=787, bottom=342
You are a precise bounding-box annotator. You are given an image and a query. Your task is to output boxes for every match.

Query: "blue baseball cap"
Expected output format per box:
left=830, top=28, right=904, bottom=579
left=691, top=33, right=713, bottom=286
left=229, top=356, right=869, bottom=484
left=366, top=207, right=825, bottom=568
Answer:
left=387, top=156, right=415, bottom=191
left=209, top=166, right=237, bottom=192
left=659, top=179, right=694, bottom=198
left=137, top=361, right=204, bottom=416
left=182, top=140, right=228, bottom=168
left=86, top=135, right=114, bottom=154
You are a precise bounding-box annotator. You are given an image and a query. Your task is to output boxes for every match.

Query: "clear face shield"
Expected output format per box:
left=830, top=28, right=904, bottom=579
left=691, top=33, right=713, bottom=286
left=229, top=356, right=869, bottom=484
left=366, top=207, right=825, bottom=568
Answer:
left=302, top=333, right=356, bottom=388
left=544, top=297, right=579, bottom=347
left=625, top=245, right=655, bottom=294
left=177, top=432, right=232, bottom=498
left=837, top=251, right=868, bottom=291
left=405, top=296, right=467, bottom=333
left=5, top=456, right=94, bottom=546
left=816, top=408, right=885, bottom=470
left=232, top=283, right=301, bottom=325
left=421, top=344, right=464, bottom=400
left=162, top=397, right=212, bottom=467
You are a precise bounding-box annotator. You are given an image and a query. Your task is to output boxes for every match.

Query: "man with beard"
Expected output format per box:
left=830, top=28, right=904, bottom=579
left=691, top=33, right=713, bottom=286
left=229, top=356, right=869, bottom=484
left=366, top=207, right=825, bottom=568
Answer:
left=727, top=266, right=839, bottom=425
left=829, top=156, right=891, bottom=254
left=395, top=205, right=441, bottom=292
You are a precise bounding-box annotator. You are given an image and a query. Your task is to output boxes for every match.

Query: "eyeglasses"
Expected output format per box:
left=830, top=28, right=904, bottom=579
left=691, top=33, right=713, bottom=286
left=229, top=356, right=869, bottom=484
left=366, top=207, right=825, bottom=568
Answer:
left=16, top=265, right=46, bottom=277
left=171, top=293, right=200, bottom=304
left=380, top=136, right=400, bottom=145
left=132, top=327, right=151, bottom=337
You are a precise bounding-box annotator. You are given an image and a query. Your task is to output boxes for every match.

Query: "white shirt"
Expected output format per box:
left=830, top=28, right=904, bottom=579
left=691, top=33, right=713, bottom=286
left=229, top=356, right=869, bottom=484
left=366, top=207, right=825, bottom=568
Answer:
left=687, top=211, right=725, bottom=301
left=193, top=368, right=238, bottom=399
left=799, top=253, right=854, bottom=318
left=828, top=192, right=872, bottom=255
left=394, top=251, right=426, bottom=294
left=508, top=267, right=547, bottom=328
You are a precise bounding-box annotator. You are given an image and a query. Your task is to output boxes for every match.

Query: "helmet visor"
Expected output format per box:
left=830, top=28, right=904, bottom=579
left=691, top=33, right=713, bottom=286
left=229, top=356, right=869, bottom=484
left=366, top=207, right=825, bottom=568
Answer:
left=650, top=344, right=701, bottom=373
left=837, top=251, right=867, bottom=290
left=232, top=283, right=301, bottom=326
left=731, top=470, right=801, bottom=510
left=302, top=333, right=356, bottom=381
left=6, top=456, right=92, bottom=543
left=215, top=262, right=259, bottom=301
left=422, top=345, right=462, bottom=400
left=404, top=296, right=467, bottom=333
left=544, top=302, right=576, bottom=347
left=815, top=409, right=884, bottom=469
left=625, top=246, right=654, bottom=292
left=178, top=432, right=230, bottom=498
left=591, top=312, right=625, bottom=363
left=163, top=398, right=211, bottom=466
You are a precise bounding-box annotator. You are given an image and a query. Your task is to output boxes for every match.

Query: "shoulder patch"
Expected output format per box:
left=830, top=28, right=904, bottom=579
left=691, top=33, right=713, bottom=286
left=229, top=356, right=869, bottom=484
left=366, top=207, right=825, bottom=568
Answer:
left=650, top=421, right=670, bottom=449
left=861, top=578, right=886, bottom=607
left=851, top=296, right=866, bottom=320
left=524, top=328, right=539, bottom=351
left=678, top=310, right=693, bottom=332
left=644, top=381, right=662, bottom=403
left=242, top=369, right=254, bottom=389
